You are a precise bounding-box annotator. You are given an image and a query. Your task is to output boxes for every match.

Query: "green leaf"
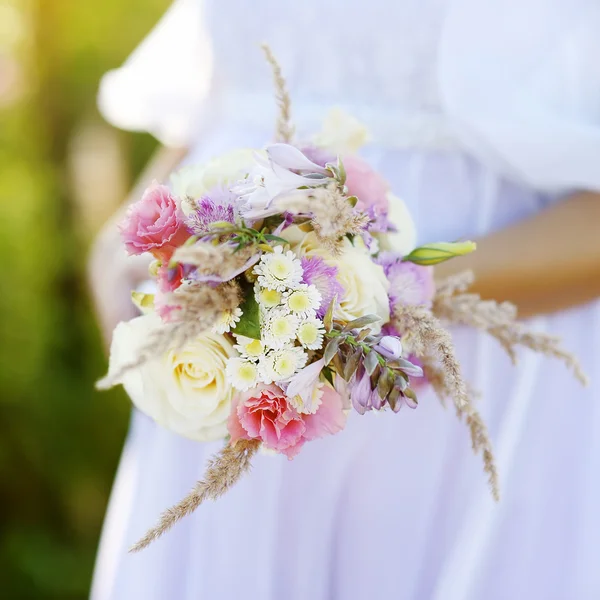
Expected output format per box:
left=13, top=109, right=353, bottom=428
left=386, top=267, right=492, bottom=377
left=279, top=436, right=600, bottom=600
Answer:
left=232, top=291, right=261, bottom=340
left=321, top=367, right=335, bottom=387
left=364, top=350, right=379, bottom=376
left=344, top=348, right=362, bottom=381
left=263, top=234, right=289, bottom=244
left=388, top=387, right=401, bottom=411
left=324, top=295, right=337, bottom=332
left=323, top=336, right=342, bottom=366
left=343, top=314, right=381, bottom=332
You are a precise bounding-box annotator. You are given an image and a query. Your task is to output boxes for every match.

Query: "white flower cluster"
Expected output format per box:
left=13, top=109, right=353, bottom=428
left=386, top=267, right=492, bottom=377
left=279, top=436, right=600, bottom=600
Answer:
left=226, top=246, right=326, bottom=391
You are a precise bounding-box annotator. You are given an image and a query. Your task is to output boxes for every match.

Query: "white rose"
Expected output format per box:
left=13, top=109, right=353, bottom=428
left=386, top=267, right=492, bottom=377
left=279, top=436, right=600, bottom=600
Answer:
left=312, top=107, right=371, bottom=154
left=170, top=148, right=260, bottom=215
left=108, top=313, right=238, bottom=441
left=376, top=192, right=417, bottom=256
left=288, top=231, right=390, bottom=333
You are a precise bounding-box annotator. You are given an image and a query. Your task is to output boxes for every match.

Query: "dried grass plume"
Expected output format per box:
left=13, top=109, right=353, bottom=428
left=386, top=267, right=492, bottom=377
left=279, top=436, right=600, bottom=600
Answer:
left=261, top=43, right=295, bottom=144
left=433, top=271, right=588, bottom=386
left=130, top=439, right=260, bottom=552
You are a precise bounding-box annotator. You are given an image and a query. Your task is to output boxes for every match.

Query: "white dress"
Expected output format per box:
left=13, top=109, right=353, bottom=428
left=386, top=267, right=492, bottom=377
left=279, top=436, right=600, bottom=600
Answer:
left=92, top=1, right=600, bottom=598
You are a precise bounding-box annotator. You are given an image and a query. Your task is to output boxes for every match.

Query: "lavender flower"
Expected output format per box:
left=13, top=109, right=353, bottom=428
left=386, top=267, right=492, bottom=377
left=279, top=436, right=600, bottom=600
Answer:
left=374, top=336, right=403, bottom=360
left=350, top=368, right=372, bottom=415
left=185, top=188, right=236, bottom=236
left=377, top=251, right=435, bottom=310
left=300, top=256, right=345, bottom=317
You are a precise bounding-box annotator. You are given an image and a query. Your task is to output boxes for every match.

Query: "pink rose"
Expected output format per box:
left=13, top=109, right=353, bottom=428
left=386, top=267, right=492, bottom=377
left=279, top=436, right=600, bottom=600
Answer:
left=343, top=155, right=390, bottom=216
left=119, top=182, right=189, bottom=261
left=228, top=383, right=347, bottom=459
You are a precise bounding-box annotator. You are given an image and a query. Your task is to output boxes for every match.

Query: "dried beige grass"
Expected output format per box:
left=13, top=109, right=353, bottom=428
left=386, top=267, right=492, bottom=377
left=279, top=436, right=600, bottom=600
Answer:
left=96, top=282, right=240, bottom=390
left=433, top=271, right=588, bottom=385
left=422, top=358, right=499, bottom=500
left=393, top=305, right=469, bottom=411
left=261, top=43, right=294, bottom=144
left=130, top=439, right=260, bottom=552
left=278, top=186, right=370, bottom=255
left=173, top=242, right=256, bottom=279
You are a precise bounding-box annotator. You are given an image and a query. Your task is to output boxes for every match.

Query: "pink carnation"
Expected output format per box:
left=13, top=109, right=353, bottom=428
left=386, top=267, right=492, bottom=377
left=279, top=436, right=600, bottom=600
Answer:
left=228, top=383, right=346, bottom=459
left=119, top=182, right=189, bottom=261
left=343, top=155, right=390, bottom=216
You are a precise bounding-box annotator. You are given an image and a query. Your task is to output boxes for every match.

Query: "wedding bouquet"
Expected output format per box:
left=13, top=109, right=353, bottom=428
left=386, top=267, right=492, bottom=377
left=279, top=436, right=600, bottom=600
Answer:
left=97, top=46, right=586, bottom=552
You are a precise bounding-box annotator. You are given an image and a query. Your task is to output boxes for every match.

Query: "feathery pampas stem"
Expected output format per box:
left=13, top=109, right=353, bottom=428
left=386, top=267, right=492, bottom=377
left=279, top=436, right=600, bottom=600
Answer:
left=422, top=359, right=499, bottom=500
left=261, top=43, right=295, bottom=143
left=130, top=440, right=260, bottom=553
left=96, top=282, right=240, bottom=390
left=393, top=305, right=469, bottom=411
left=433, top=271, right=588, bottom=386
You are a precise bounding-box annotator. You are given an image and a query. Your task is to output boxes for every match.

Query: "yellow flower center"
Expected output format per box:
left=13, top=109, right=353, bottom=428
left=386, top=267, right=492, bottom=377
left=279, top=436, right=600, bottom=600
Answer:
left=270, top=258, right=292, bottom=279
left=274, top=355, right=296, bottom=377
left=298, top=322, right=319, bottom=345
left=288, top=291, right=311, bottom=312
left=272, top=317, right=293, bottom=337
left=244, top=339, right=264, bottom=357
left=238, top=362, right=258, bottom=383
left=259, top=288, right=281, bottom=307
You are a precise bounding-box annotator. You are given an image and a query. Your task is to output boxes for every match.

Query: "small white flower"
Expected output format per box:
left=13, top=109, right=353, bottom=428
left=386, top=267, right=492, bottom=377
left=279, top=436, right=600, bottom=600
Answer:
left=296, top=318, right=325, bottom=350
left=233, top=335, right=266, bottom=361
left=289, top=382, right=324, bottom=415
left=256, top=286, right=283, bottom=309
left=212, top=307, right=243, bottom=334
left=260, top=346, right=308, bottom=382
left=263, top=309, right=299, bottom=349
left=253, top=246, right=303, bottom=291
left=284, top=284, right=321, bottom=318
left=226, top=357, right=260, bottom=391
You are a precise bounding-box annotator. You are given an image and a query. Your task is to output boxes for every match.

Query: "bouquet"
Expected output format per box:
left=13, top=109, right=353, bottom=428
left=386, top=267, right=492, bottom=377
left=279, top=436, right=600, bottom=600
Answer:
left=97, top=46, right=586, bottom=552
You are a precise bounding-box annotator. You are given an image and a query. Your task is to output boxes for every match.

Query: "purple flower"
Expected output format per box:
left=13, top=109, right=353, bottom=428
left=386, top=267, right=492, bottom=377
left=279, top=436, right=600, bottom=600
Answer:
left=377, top=252, right=435, bottom=310
left=350, top=368, right=372, bottom=415
left=301, top=256, right=345, bottom=317
left=185, top=187, right=236, bottom=236
left=374, top=336, right=403, bottom=360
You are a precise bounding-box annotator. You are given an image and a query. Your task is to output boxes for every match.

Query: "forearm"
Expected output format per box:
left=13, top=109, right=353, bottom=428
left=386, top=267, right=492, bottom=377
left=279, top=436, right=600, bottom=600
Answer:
left=435, top=191, right=600, bottom=319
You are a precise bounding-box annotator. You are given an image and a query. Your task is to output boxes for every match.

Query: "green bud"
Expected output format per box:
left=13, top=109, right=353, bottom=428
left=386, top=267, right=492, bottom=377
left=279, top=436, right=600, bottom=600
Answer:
left=402, top=241, right=477, bottom=266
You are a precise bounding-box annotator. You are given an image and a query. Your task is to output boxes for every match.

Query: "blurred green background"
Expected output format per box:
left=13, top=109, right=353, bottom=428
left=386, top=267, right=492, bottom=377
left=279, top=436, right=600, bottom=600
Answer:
left=0, top=1, right=169, bottom=597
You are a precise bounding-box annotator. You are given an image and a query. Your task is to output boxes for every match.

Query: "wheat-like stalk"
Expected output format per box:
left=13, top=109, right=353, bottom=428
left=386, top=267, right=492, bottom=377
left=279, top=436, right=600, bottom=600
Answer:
left=433, top=272, right=588, bottom=385
left=261, top=43, right=295, bottom=143
left=130, top=439, right=260, bottom=553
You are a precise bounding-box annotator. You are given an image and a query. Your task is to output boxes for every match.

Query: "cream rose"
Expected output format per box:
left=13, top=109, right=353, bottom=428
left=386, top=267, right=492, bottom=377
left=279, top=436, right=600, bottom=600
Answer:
left=107, top=313, right=238, bottom=441
left=286, top=230, right=390, bottom=333
left=170, top=149, right=259, bottom=215
left=312, top=107, right=371, bottom=154
left=376, top=192, right=417, bottom=256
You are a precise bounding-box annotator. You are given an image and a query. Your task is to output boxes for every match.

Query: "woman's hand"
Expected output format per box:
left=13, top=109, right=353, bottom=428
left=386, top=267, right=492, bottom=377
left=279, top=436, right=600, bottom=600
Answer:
left=435, top=191, right=600, bottom=319
left=88, top=145, right=189, bottom=349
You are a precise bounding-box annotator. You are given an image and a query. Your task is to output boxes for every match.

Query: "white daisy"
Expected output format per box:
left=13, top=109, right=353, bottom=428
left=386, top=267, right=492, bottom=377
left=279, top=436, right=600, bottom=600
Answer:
left=253, top=245, right=303, bottom=291
left=263, top=309, right=299, bottom=349
left=284, top=284, right=322, bottom=318
left=256, top=286, right=283, bottom=309
left=212, top=307, right=243, bottom=334
left=226, top=357, right=259, bottom=391
left=233, top=335, right=266, bottom=361
left=296, top=318, right=326, bottom=350
left=260, top=346, right=308, bottom=382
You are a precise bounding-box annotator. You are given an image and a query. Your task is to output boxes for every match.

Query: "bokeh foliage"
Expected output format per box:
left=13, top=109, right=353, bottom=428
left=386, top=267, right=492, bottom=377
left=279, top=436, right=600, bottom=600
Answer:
left=0, top=1, right=169, bottom=597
